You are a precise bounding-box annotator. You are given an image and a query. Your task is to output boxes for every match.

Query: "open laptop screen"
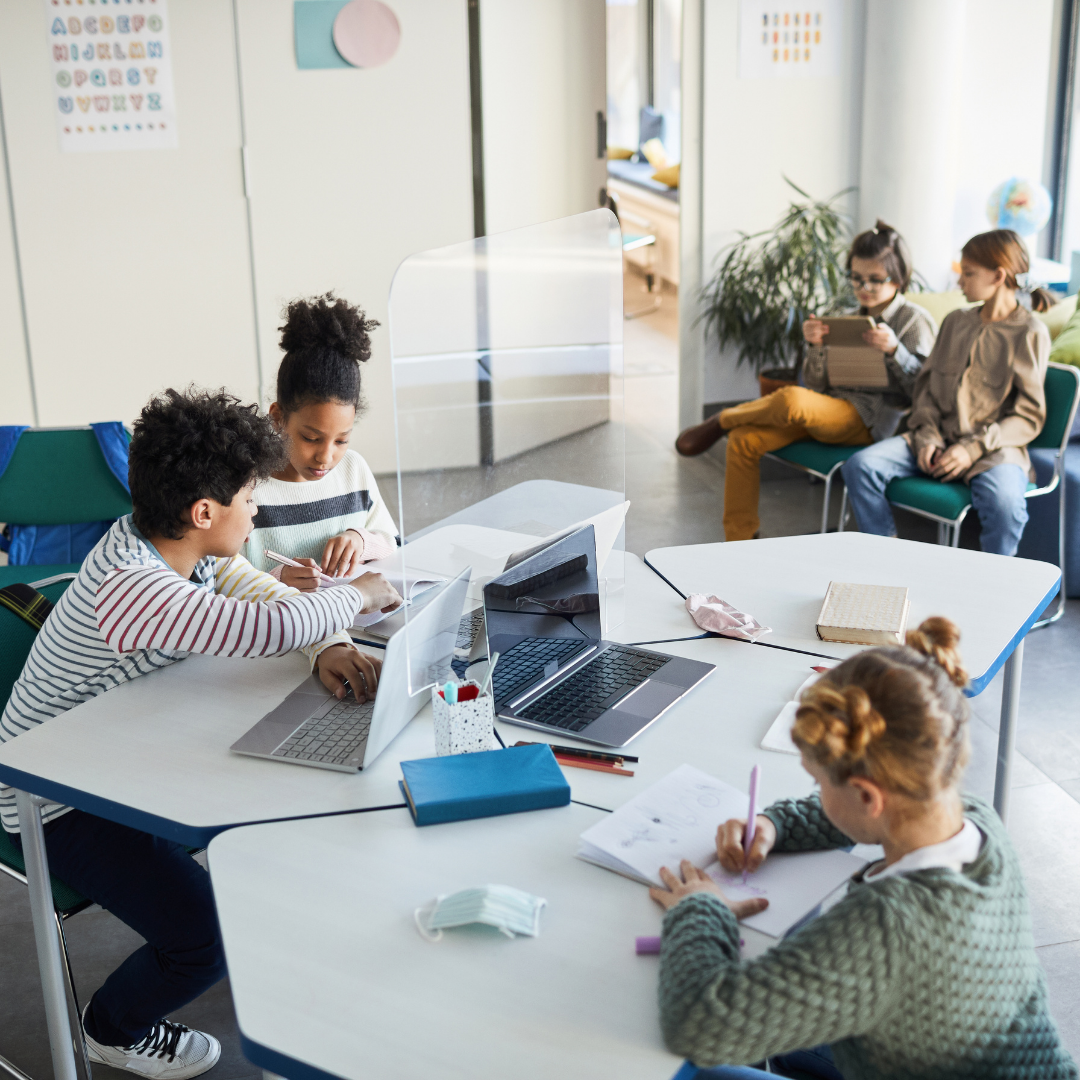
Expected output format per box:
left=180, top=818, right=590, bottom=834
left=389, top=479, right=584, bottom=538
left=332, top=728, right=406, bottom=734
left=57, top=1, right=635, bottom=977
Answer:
left=483, top=524, right=601, bottom=646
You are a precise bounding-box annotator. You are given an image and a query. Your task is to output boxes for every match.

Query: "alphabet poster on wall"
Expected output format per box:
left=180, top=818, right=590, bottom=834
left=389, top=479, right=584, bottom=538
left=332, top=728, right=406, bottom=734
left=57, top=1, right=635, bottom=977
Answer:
left=46, top=0, right=178, bottom=152
left=738, top=0, right=843, bottom=79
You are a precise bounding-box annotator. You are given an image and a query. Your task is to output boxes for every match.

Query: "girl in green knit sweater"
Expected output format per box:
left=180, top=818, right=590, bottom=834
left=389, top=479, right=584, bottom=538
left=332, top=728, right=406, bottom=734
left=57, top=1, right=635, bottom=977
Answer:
left=651, top=617, right=1077, bottom=1080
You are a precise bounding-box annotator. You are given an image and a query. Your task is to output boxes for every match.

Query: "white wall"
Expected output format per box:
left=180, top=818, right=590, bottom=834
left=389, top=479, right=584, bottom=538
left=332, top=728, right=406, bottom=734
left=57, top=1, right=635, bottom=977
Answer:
left=0, top=0, right=259, bottom=427
left=235, top=0, right=475, bottom=476
left=0, top=122, right=33, bottom=426
left=951, top=0, right=1055, bottom=258
left=480, top=0, right=607, bottom=236
left=699, top=0, right=867, bottom=405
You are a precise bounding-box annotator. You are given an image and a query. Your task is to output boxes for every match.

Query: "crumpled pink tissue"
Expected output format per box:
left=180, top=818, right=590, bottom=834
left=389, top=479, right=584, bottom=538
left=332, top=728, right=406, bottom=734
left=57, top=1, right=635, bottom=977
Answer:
left=685, top=593, right=772, bottom=641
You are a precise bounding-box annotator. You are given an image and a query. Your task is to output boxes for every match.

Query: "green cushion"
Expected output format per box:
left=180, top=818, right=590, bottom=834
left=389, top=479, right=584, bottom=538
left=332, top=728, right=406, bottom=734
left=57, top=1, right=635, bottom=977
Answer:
left=1050, top=303, right=1080, bottom=368
left=769, top=440, right=861, bottom=477
left=887, top=476, right=973, bottom=522
left=0, top=429, right=131, bottom=525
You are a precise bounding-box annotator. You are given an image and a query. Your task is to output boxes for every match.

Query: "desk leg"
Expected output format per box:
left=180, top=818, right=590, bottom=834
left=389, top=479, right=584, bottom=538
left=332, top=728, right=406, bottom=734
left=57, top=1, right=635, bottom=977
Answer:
left=993, top=641, right=1024, bottom=822
left=15, top=790, right=80, bottom=1080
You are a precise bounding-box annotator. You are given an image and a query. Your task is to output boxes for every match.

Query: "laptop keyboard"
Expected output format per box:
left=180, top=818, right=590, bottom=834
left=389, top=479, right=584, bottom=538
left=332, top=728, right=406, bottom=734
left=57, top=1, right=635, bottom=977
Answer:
left=456, top=608, right=486, bottom=651
left=493, top=637, right=592, bottom=707
left=517, top=646, right=669, bottom=732
left=272, top=697, right=375, bottom=766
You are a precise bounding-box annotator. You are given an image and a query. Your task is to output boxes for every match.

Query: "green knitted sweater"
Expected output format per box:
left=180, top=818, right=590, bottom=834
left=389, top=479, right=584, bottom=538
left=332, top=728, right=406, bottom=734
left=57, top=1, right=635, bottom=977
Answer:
left=658, top=794, right=1077, bottom=1079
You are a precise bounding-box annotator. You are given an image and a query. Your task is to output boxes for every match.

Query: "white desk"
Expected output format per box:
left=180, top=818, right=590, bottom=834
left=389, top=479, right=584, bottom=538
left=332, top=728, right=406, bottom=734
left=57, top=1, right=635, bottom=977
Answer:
left=208, top=804, right=684, bottom=1080
left=645, top=533, right=1062, bottom=819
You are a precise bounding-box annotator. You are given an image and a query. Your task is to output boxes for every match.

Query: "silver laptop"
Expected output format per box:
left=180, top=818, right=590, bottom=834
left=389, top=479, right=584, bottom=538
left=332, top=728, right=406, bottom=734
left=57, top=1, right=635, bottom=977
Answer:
left=484, top=525, right=714, bottom=747
left=230, top=568, right=470, bottom=772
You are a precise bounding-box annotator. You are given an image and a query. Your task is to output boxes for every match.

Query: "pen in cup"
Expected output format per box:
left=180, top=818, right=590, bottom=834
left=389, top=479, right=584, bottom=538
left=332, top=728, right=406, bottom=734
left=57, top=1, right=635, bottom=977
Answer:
left=743, top=764, right=760, bottom=885
left=264, top=550, right=339, bottom=588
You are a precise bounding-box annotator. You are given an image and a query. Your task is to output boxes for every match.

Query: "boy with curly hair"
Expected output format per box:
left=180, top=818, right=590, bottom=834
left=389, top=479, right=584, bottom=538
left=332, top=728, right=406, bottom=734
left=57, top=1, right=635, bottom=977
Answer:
left=1, top=387, right=401, bottom=1078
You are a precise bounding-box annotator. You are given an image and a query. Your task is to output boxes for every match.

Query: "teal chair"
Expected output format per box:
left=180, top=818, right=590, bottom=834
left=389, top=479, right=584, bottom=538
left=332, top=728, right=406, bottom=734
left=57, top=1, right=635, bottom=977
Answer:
left=0, top=573, right=94, bottom=1080
left=764, top=440, right=863, bottom=534
left=849, top=362, right=1080, bottom=627
left=0, top=426, right=132, bottom=585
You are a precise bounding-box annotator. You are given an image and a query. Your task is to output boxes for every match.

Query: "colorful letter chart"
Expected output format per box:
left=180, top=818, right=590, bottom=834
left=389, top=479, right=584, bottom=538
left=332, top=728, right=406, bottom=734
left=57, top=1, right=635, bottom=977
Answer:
left=738, top=0, right=842, bottom=79
left=46, top=0, right=178, bottom=152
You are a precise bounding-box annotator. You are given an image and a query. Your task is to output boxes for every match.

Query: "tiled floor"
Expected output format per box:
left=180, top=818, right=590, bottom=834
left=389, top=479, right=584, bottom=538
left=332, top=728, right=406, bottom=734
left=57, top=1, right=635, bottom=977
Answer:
left=2, top=277, right=1079, bottom=1077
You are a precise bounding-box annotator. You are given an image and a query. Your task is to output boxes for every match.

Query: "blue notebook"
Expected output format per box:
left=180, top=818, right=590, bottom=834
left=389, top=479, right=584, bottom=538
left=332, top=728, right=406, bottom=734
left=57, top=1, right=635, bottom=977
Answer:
left=399, top=744, right=571, bottom=826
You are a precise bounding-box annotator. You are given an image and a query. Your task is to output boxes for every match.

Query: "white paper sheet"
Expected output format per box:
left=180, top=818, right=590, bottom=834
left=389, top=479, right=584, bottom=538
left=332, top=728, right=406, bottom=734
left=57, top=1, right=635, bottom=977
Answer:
left=760, top=662, right=840, bottom=757
left=577, top=763, right=867, bottom=938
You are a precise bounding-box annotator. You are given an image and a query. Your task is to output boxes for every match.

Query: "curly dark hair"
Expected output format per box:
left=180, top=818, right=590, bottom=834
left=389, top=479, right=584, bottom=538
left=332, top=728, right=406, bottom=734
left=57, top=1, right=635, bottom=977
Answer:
left=129, top=387, right=288, bottom=540
left=276, top=292, right=379, bottom=416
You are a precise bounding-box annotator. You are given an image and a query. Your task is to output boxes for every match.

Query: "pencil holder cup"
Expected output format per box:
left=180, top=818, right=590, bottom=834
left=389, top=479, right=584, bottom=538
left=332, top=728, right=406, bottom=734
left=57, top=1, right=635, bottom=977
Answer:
left=431, top=682, right=498, bottom=756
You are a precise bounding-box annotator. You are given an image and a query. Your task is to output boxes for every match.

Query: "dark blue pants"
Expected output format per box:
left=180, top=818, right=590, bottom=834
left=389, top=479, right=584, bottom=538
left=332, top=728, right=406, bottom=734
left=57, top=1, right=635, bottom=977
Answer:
left=693, top=1045, right=842, bottom=1079
left=14, top=809, right=227, bottom=1047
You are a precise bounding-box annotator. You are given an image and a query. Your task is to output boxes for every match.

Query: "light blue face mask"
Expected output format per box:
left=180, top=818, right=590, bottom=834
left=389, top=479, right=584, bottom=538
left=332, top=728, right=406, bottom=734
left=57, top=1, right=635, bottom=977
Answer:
left=414, top=885, right=547, bottom=940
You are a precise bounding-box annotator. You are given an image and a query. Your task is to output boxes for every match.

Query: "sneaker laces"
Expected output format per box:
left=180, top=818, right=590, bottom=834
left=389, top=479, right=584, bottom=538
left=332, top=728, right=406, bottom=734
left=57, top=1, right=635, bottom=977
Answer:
left=129, top=1020, right=189, bottom=1062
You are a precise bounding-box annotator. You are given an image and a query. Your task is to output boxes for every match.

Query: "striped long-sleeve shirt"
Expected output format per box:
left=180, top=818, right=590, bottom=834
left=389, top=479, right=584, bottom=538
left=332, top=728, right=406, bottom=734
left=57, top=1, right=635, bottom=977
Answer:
left=0, top=515, right=363, bottom=832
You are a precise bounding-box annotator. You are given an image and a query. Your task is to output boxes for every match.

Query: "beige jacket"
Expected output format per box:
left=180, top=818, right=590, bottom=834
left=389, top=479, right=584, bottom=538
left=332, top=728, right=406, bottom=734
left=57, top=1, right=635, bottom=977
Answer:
left=904, top=304, right=1049, bottom=481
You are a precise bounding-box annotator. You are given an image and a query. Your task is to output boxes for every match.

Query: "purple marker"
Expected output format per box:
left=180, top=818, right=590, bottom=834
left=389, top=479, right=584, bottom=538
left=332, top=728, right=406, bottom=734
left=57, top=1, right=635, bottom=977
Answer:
left=743, top=764, right=760, bottom=885
left=635, top=936, right=662, bottom=954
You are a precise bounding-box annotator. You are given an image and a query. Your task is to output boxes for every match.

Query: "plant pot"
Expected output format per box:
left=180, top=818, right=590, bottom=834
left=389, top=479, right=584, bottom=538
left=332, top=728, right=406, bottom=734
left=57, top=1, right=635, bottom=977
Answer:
left=759, top=368, right=798, bottom=397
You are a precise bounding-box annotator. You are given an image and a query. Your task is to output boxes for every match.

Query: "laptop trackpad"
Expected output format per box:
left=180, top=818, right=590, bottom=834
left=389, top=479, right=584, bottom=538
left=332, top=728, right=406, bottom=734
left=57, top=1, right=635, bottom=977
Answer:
left=612, top=678, right=682, bottom=718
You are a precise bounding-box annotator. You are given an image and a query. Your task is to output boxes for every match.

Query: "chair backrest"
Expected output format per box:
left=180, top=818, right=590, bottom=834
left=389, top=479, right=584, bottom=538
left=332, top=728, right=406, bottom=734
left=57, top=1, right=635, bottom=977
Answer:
left=0, top=428, right=131, bottom=525
left=0, top=577, right=73, bottom=710
left=1031, top=362, right=1080, bottom=452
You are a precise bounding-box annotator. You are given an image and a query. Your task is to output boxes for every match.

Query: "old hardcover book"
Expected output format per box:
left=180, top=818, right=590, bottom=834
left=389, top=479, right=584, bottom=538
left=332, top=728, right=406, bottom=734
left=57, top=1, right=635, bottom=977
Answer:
left=816, top=581, right=910, bottom=646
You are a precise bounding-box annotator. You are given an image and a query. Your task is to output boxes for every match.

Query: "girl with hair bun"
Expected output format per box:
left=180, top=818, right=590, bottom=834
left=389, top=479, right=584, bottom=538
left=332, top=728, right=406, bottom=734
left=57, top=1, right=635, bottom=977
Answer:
left=675, top=220, right=938, bottom=542
left=245, top=293, right=398, bottom=590
left=649, top=618, right=1076, bottom=1080
left=842, top=229, right=1051, bottom=556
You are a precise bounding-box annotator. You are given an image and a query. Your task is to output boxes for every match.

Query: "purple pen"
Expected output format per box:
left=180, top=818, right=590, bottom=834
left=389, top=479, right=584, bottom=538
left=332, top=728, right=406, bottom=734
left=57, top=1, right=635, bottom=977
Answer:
left=743, top=764, right=760, bottom=885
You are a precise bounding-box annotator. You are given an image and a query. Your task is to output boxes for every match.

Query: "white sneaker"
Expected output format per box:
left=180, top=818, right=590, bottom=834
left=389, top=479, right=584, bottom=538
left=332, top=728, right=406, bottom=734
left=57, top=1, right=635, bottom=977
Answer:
left=82, top=1008, right=221, bottom=1079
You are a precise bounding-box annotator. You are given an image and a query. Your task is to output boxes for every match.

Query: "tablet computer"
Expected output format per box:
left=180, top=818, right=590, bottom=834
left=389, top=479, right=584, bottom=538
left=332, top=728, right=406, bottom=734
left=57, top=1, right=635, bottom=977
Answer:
left=821, top=316, right=889, bottom=388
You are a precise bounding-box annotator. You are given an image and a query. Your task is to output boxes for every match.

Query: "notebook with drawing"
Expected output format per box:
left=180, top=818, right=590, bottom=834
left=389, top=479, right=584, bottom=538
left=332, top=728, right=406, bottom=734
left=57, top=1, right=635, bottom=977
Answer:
left=577, top=764, right=867, bottom=937
left=822, top=316, right=889, bottom=389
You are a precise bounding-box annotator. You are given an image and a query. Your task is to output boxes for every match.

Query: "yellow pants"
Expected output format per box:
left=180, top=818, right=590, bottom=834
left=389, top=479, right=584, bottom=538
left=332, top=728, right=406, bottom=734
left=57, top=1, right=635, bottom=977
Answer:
left=720, top=386, right=871, bottom=541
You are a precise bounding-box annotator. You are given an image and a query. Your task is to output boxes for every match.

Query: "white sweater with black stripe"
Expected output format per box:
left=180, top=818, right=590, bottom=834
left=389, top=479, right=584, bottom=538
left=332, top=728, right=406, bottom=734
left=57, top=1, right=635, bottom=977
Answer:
left=0, top=516, right=362, bottom=832
left=244, top=450, right=398, bottom=574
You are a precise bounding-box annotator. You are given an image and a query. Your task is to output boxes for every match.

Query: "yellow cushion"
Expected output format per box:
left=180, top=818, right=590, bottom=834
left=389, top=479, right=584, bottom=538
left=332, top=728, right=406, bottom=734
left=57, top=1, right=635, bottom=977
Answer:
left=606, top=146, right=634, bottom=160
left=902, top=291, right=974, bottom=327
left=1050, top=301, right=1080, bottom=367
left=641, top=137, right=668, bottom=169
left=651, top=163, right=680, bottom=188
left=1036, top=294, right=1077, bottom=341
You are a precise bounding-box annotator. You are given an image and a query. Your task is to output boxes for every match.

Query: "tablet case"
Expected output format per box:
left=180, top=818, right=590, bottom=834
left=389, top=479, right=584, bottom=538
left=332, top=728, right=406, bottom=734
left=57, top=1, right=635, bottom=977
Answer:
left=399, top=743, right=571, bottom=826
left=822, top=316, right=889, bottom=389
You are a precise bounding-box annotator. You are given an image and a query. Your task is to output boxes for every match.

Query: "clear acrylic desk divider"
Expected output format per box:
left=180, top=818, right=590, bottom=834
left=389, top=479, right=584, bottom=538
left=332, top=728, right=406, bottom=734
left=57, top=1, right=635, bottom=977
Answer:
left=389, top=210, right=626, bottom=695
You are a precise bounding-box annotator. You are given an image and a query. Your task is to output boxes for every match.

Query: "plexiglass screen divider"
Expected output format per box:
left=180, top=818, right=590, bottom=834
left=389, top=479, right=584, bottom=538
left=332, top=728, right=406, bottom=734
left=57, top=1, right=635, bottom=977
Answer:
left=388, top=210, right=625, bottom=696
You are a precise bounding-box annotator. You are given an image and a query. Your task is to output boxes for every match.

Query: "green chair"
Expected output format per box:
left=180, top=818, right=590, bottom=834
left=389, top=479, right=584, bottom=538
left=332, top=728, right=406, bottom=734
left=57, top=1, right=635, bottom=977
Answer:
left=0, top=573, right=94, bottom=1080
left=875, top=362, right=1080, bottom=627
left=0, top=427, right=132, bottom=584
left=763, top=440, right=863, bottom=534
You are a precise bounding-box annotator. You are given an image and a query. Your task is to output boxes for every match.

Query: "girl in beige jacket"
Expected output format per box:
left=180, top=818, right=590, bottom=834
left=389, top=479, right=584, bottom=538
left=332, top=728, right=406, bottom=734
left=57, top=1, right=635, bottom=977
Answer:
left=841, top=229, right=1052, bottom=555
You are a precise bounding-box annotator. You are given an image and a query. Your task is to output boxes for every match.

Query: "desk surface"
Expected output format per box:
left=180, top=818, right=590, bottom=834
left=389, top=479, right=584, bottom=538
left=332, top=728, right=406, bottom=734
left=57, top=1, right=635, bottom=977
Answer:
left=0, top=537, right=701, bottom=846
left=208, top=804, right=683, bottom=1080
left=645, top=533, right=1061, bottom=693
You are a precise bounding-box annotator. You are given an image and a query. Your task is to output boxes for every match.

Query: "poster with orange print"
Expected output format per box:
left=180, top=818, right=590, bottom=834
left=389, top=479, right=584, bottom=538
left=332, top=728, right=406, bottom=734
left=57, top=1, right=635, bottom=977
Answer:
left=46, top=0, right=178, bottom=152
left=738, top=0, right=842, bottom=79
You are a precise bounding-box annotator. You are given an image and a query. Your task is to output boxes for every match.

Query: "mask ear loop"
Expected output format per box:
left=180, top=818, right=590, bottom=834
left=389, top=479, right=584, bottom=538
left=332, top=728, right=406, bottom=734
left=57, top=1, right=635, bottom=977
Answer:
left=414, top=907, right=442, bottom=942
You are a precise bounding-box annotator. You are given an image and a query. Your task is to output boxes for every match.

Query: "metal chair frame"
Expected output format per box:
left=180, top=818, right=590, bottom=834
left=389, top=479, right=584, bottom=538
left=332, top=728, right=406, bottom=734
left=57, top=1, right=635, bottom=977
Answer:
left=838, top=363, right=1080, bottom=629
left=762, top=452, right=849, bottom=535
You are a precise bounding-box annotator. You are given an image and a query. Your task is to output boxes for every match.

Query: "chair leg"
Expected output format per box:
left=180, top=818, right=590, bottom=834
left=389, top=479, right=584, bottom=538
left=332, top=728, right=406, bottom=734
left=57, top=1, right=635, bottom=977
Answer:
left=820, top=473, right=833, bottom=534
left=0, top=1054, right=33, bottom=1080
left=1032, top=481, right=1068, bottom=629
left=55, top=912, right=92, bottom=1080
left=951, top=522, right=961, bottom=548
left=837, top=487, right=848, bottom=533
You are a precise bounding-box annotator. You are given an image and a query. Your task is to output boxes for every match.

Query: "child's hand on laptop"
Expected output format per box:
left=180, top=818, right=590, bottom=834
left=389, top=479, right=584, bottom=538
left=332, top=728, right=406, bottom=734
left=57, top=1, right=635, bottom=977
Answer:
left=317, top=644, right=382, bottom=702
left=350, top=572, right=403, bottom=614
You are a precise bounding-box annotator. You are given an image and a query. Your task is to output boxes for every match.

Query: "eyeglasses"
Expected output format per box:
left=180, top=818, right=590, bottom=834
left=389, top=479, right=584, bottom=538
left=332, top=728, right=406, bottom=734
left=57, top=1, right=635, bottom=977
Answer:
left=847, top=272, right=893, bottom=290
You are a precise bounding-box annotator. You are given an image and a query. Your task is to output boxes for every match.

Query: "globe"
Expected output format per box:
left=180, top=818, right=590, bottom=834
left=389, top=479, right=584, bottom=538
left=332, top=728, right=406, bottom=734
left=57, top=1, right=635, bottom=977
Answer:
left=986, top=177, right=1052, bottom=237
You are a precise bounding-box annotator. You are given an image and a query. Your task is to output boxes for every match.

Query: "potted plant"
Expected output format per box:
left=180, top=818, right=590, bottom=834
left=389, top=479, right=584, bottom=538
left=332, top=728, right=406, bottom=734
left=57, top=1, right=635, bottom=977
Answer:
left=699, top=179, right=855, bottom=396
